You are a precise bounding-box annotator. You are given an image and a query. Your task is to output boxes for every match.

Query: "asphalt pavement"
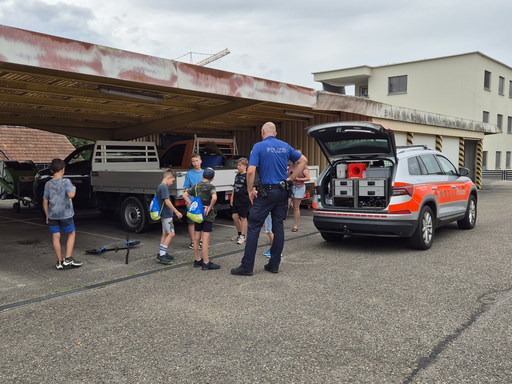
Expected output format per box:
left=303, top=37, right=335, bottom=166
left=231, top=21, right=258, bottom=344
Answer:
left=1, top=181, right=512, bottom=383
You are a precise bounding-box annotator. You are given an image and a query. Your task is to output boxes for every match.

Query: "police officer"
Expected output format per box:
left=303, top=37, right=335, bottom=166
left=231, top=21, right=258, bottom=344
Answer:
left=231, top=122, right=307, bottom=276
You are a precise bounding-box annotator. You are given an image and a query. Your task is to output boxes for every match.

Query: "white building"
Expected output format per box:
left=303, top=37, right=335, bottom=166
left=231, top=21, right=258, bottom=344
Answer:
left=313, top=52, right=510, bottom=171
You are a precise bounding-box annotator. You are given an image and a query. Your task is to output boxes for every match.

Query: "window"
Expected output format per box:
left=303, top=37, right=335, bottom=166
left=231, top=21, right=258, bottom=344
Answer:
left=160, top=144, right=186, bottom=167
left=407, top=157, right=422, bottom=175
left=359, top=86, right=368, bottom=98
left=483, top=111, right=489, bottom=123
left=483, top=151, right=487, bottom=168
left=499, top=76, right=505, bottom=95
left=436, top=155, right=458, bottom=175
left=388, top=75, right=407, bottom=94
left=496, top=151, right=502, bottom=169
left=484, top=70, right=491, bottom=90
left=508, top=117, right=512, bottom=134
left=498, top=114, right=503, bottom=130
left=418, top=154, right=443, bottom=175
left=507, top=152, right=511, bottom=169
left=510, top=81, right=512, bottom=98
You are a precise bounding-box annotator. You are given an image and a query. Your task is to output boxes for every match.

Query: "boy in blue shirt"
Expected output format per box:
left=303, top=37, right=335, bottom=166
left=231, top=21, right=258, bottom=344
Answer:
left=43, top=158, right=82, bottom=269
left=156, top=169, right=183, bottom=264
left=183, top=153, right=204, bottom=250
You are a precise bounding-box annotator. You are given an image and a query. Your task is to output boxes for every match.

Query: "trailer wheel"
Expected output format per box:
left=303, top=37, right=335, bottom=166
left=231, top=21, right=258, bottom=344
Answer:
left=13, top=202, right=20, bottom=213
left=120, top=196, right=150, bottom=233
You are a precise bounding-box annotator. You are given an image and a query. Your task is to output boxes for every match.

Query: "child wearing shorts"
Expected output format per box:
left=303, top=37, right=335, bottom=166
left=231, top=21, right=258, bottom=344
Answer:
left=182, top=167, right=220, bottom=270
left=156, top=169, right=183, bottom=265
left=43, top=158, right=82, bottom=269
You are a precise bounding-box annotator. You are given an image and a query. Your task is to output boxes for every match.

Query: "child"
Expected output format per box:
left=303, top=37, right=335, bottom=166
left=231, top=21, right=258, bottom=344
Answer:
left=156, top=169, right=183, bottom=265
left=182, top=167, right=220, bottom=270
left=183, top=153, right=204, bottom=250
left=262, top=213, right=283, bottom=258
left=230, top=157, right=250, bottom=244
left=43, top=158, right=82, bottom=270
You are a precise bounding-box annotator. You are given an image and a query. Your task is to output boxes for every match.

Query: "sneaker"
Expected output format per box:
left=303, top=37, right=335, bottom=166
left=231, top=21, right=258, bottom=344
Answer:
left=237, top=235, right=246, bottom=245
left=63, top=257, right=82, bottom=267
left=230, top=266, right=253, bottom=276
left=157, top=253, right=175, bottom=261
left=264, top=263, right=279, bottom=274
left=202, top=261, right=221, bottom=270
left=189, top=242, right=203, bottom=250
left=194, top=259, right=204, bottom=268
left=56, top=260, right=64, bottom=270
left=231, top=234, right=240, bottom=241
left=156, top=255, right=173, bottom=265
left=262, top=249, right=271, bottom=258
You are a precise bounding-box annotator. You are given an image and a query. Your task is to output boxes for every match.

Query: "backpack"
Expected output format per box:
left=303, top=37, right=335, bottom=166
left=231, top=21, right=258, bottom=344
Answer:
left=186, top=183, right=210, bottom=223
left=149, top=184, right=165, bottom=221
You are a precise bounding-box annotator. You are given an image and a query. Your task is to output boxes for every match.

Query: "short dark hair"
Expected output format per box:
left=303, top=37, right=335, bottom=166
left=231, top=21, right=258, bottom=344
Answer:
left=50, top=158, right=66, bottom=173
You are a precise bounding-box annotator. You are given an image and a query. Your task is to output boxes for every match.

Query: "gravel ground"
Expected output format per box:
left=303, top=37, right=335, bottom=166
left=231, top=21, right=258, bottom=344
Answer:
left=1, top=181, right=511, bottom=383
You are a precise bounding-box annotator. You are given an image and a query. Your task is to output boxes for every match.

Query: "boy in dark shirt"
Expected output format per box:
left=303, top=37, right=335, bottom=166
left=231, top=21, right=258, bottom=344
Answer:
left=230, top=157, right=250, bottom=244
left=156, top=169, right=183, bottom=264
left=182, top=167, right=220, bottom=270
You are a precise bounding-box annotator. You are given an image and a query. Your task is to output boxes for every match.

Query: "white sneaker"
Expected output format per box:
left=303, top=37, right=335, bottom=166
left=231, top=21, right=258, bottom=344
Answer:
left=237, top=235, right=246, bottom=244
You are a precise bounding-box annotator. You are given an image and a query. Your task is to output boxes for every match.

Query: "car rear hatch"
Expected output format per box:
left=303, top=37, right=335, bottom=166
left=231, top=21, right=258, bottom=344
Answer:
left=305, top=121, right=397, bottom=163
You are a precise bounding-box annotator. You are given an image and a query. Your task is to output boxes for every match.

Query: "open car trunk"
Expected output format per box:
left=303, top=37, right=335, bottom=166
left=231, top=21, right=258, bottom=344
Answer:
left=306, top=122, right=398, bottom=211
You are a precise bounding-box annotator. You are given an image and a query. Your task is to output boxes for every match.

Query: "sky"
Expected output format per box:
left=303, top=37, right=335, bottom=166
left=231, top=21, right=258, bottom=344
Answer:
left=0, top=0, right=511, bottom=92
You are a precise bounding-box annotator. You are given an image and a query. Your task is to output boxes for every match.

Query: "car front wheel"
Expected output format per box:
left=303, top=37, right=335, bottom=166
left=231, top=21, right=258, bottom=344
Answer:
left=120, top=196, right=150, bottom=233
left=409, top=205, right=435, bottom=250
left=457, top=195, right=477, bottom=229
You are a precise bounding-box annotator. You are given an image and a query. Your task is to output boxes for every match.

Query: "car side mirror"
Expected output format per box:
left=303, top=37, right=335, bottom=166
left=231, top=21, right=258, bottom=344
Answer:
left=459, top=167, right=469, bottom=176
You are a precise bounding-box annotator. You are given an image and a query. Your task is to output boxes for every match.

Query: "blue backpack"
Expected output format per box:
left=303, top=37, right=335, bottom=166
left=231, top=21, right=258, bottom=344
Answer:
left=187, top=183, right=210, bottom=223
left=149, top=184, right=165, bottom=221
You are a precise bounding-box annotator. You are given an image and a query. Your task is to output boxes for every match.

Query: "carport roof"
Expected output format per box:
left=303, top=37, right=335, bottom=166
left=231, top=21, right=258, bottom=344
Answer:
left=0, top=25, right=340, bottom=141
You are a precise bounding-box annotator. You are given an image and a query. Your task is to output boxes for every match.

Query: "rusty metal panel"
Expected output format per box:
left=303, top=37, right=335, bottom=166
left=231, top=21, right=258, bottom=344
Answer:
left=0, top=25, right=316, bottom=108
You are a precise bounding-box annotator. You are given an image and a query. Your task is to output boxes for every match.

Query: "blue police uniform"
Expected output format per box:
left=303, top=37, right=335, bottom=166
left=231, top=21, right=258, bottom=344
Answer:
left=239, top=136, right=302, bottom=272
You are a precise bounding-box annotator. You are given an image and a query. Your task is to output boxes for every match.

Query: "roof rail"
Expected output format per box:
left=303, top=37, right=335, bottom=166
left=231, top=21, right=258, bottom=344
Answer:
left=396, top=145, right=431, bottom=154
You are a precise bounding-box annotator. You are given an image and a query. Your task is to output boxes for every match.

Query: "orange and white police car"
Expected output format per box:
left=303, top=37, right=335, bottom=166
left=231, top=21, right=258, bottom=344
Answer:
left=306, top=121, right=477, bottom=250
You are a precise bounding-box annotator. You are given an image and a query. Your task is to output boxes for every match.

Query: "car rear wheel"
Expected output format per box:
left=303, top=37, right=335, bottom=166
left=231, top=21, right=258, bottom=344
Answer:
left=457, top=195, right=477, bottom=229
left=409, top=205, right=434, bottom=250
left=320, top=232, right=344, bottom=242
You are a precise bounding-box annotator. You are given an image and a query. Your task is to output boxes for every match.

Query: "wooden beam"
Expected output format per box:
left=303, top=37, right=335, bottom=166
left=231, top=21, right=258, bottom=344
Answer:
left=28, top=125, right=113, bottom=141
left=0, top=93, right=184, bottom=116
left=0, top=105, right=148, bottom=123
left=112, top=99, right=262, bottom=140
left=0, top=115, right=120, bottom=129
left=0, top=78, right=211, bottom=110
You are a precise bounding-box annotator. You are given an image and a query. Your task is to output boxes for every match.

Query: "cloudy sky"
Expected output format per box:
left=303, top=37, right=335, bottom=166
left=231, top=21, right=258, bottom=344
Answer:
left=0, top=0, right=511, bottom=91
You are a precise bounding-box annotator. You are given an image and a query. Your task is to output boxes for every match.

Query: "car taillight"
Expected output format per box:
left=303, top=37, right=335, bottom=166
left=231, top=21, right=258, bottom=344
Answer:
left=312, top=182, right=317, bottom=195
left=392, top=185, right=414, bottom=197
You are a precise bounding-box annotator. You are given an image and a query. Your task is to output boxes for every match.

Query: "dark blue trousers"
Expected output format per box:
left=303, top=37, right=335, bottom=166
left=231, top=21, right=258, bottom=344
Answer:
left=240, top=189, right=288, bottom=271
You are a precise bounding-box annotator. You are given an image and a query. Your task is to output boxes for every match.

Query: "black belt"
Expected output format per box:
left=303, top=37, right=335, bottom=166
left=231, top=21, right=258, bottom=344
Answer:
left=262, top=184, right=282, bottom=190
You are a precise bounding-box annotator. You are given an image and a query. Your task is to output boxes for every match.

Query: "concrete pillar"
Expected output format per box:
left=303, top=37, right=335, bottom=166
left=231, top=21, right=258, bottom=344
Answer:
left=406, top=132, right=414, bottom=146
left=458, top=138, right=465, bottom=168
left=435, top=135, right=442, bottom=152
left=475, top=140, right=483, bottom=189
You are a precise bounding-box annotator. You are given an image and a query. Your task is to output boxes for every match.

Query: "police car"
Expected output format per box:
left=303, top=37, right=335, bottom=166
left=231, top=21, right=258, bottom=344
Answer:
left=307, top=121, right=478, bottom=250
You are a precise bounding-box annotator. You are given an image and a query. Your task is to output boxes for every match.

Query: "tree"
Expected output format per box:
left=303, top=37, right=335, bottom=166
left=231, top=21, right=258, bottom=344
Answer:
left=67, top=136, right=93, bottom=149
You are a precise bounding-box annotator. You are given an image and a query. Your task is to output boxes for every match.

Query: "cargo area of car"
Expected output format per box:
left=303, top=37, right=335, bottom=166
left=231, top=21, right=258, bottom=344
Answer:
left=319, top=159, right=394, bottom=209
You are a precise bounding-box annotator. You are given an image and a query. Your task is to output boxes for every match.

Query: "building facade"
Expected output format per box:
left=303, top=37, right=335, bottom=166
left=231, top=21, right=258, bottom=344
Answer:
left=313, top=52, right=510, bottom=171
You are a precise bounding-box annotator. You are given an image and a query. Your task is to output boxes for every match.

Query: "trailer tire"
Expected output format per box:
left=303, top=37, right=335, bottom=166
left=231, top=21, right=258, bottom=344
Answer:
left=120, top=196, right=150, bottom=233
left=13, top=202, right=20, bottom=213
